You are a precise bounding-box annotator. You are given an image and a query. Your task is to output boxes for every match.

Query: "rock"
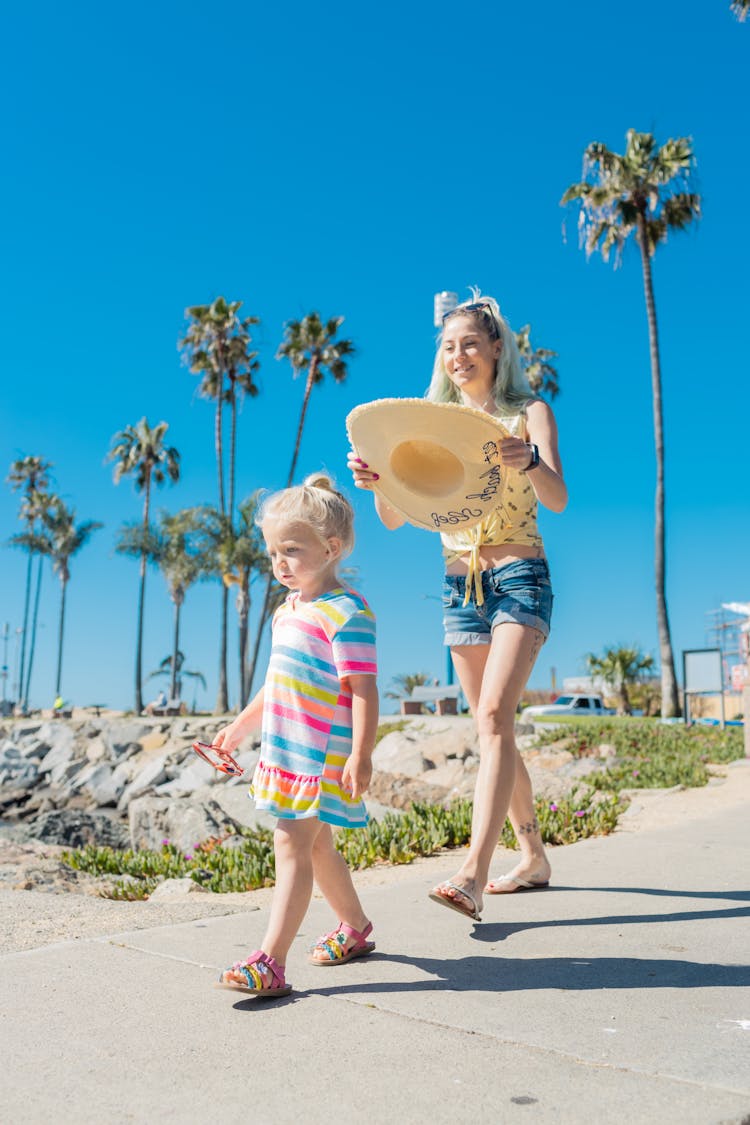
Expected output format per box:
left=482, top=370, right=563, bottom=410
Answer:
left=367, top=770, right=454, bottom=811
left=153, top=757, right=217, bottom=797
left=117, top=754, right=170, bottom=810
left=207, top=784, right=275, bottom=832
left=138, top=730, right=168, bottom=753
left=596, top=743, right=617, bottom=759
left=372, top=733, right=426, bottom=778
left=148, top=876, right=208, bottom=898
left=70, top=762, right=121, bottom=807
left=101, top=720, right=153, bottom=757
left=25, top=809, right=130, bottom=849
left=37, top=739, right=77, bottom=778
left=128, top=795, right=246, bottom=851
left=426, top=760, right=472, bottom=792
left=85, top=737, right=109, bottom=763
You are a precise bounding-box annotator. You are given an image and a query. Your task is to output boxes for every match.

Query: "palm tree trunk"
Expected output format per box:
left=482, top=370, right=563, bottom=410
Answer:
left=637, top=214, right=680, bottom=718
left=55, top=577, right=67, bottom=697
left=17, top=549, right=33, bottom=708
left=135, top=483, right=151, bottom=714
left=215, top=585, right=229, bottom=713
left=215, top=397, right=226, bottom=516
left=287, top=362, right=317, bottom=487
left=229, top=381, right=237, bottom=521
left=23, top=554, right=44, bottom=710
left=246, top=360, right=319, bottom=699
left=170, top=599, right=181, bottom=701
left=237, top=583, right=249, bottom=706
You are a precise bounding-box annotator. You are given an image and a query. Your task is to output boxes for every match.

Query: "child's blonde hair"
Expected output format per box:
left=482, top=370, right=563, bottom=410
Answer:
left=257, top=472, right=355, bottom=558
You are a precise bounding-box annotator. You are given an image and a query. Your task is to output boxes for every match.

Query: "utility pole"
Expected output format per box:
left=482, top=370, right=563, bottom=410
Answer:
left=1, top=623, right=9, bottom=715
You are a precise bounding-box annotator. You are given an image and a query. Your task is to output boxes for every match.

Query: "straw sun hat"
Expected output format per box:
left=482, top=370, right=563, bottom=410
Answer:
left=346, top=398, right=511, bottom=532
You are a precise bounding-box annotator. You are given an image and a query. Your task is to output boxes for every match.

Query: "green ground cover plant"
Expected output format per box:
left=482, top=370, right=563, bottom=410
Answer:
left=62, top=719, right=739, bottom=900
left=535, top=719, right=745, bottom=791
left=62, top=789, right=623, bottom=900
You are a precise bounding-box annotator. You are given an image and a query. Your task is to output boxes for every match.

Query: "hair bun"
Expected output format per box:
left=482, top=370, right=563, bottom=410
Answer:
left=303, top=472, right=334, bottom=492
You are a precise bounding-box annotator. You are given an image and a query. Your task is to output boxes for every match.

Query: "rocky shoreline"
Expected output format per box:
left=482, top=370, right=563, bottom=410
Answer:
left=0, top=713, right=610, bottom=895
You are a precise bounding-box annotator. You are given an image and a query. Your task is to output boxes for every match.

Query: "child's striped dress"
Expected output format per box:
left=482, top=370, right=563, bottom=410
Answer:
left=250, top=586, right=377, bottom=828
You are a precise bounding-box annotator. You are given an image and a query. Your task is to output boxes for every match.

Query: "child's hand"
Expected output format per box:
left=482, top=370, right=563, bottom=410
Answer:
left=342, top=755, right=372, bottom=801
left=212, top=725, right=241, bottom=756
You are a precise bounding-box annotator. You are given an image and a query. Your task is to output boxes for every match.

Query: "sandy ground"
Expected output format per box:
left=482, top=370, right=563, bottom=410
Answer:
left=1, top=759, right=748, bottom=956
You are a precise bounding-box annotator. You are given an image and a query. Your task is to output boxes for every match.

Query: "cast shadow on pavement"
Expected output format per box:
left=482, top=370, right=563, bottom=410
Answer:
left=469, top=886, right=750, bottom=943
left=230, top=952, right=750, bottom=1011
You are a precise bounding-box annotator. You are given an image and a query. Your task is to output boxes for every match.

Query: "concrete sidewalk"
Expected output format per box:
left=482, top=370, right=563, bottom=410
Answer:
left=1, top=765, right=749, bottom=1125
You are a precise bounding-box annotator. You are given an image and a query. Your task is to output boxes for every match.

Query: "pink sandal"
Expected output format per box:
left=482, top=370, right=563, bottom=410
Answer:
left=308, top=921, right=376, bottom=966
left=215, top=949, right=292, bottom=997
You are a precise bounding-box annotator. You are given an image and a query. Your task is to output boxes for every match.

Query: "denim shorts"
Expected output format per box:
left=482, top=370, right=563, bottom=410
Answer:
left=442, top=558, right=553, bottom=646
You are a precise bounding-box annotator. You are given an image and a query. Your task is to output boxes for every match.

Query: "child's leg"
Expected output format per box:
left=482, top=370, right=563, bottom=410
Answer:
left=258, top=817, right=323, bottom=965
left=220, top=818, right=323, bottom=990
left=311, top=823, right=369, bottom=931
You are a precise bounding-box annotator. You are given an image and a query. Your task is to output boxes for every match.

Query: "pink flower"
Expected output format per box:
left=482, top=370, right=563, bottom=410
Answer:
left=574, top=810, right=586, bottom=817
left=184, top=853, right=193, bottom=861
left=549, top=803, right=558, bottom=812
left=161, top=838, right=170, bottom=846
left=632, top=770, right=640, bottom=777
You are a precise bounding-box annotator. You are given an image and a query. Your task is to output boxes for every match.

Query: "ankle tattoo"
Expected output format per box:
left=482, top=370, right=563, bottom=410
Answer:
left=517, top=817, right=540, bottom=836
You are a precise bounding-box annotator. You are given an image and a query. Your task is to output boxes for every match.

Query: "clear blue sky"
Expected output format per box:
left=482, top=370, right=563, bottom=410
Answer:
left=1, top=1, right=748, bottom=714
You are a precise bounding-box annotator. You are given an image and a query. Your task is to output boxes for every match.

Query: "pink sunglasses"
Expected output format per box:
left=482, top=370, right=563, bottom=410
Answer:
left=192, top=741, right=244, bottom=776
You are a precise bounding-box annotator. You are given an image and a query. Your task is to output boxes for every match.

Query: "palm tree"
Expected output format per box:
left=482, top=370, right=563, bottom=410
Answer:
left=731, top=0, right=749, bottom=20
left=191, top=499, right=275, bottom=708
left=561, top=129, right=700, bottom=718
left=278, top=312, right=355, bottom=487
left=147, top=652, right=207, bottom=712
left=385, top=672, right=433, bottom=700
left=118, top=509, right=202, bottom=702
left=221, top=494, right=271, bottom=706
left=43, top=498, right=102, bottom=698
left=515, top=326, right=560, bottom=399
left=585, top=645, right=655, bottom=715
left=246, top=313, right=356, bottom=698
left=179, top=297, right=261, bottom=712
left=108, top=419, right=180, bottom=713
left=6, top=457, right=53, bottom=711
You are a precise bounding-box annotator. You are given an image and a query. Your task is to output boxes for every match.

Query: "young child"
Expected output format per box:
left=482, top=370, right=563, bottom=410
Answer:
left=212, top=473, right=379, bottom=997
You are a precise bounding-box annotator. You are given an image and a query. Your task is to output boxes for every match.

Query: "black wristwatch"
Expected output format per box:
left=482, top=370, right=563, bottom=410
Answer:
left=524, top=443, right=540, bottom=471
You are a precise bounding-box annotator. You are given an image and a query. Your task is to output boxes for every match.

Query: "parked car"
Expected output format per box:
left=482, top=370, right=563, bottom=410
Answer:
left=522, top=693, right=614, bottom=719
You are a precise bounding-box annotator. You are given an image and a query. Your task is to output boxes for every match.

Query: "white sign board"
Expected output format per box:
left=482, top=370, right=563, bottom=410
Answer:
left=683, top=648, right=723, bottom=694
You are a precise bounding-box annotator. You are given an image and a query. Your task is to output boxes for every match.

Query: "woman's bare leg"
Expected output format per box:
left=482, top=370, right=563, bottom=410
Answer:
left=434, top=623, right=547, bottom=916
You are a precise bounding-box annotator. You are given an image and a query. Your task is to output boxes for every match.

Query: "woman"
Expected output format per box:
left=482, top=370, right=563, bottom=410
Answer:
left=347, top=293, right=567, bottom=921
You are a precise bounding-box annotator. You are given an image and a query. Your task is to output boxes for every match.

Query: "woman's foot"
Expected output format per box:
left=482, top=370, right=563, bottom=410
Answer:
left=485, top=859, right=551, bottom=895
left=428, top=877, right=482, bottom=921
left=308, top=920, right=376, bottom=965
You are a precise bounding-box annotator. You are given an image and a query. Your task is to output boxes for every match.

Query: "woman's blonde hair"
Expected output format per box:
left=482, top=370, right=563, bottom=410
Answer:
left=257, top=472, right=355, bottom=558
left=426, top=289, right=535, bottom=414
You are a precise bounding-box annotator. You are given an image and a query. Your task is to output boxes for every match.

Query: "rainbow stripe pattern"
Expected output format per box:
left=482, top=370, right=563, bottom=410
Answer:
left=251, top=587, right=377, bottom=828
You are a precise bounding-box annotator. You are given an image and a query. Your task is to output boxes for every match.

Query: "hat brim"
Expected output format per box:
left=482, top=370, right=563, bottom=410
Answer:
left=346, top=398, right=511, bottom=532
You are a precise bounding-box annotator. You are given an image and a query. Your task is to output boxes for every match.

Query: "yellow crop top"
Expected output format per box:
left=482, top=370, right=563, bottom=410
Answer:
left=441, top=409, right=543, bottom=605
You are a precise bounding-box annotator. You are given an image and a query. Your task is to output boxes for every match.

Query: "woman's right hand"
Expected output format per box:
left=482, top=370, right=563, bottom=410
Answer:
left=347, top=450, right=380, bottom=490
